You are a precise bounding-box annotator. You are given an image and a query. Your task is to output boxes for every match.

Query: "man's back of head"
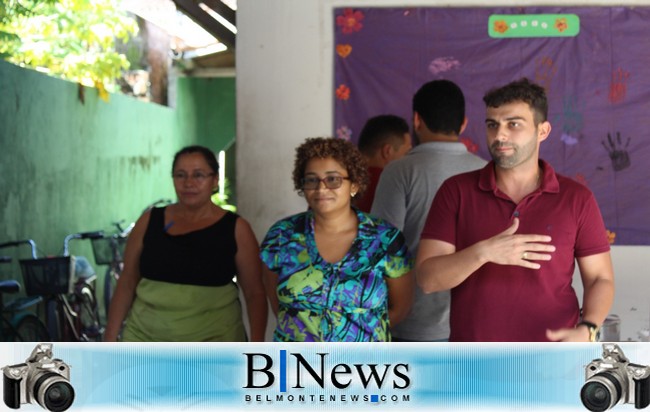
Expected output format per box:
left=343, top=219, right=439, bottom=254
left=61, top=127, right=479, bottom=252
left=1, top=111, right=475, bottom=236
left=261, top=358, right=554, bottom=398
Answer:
left=412, top=80, right=465, bottom=136
left=357, top=114, right=411, bottom=166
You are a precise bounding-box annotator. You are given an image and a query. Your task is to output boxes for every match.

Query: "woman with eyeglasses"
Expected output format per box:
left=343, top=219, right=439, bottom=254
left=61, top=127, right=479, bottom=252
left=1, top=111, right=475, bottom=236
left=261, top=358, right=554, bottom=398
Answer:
left=260, top=137, right=413, bottom=342
left=104, top=145, right=267, bottom=342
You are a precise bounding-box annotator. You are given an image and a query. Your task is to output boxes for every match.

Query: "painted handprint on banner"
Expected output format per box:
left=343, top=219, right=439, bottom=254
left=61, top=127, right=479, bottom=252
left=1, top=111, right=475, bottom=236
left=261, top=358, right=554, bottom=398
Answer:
left=560, top=95, right=584, bottom=146
left=561, top=95, right=584, bottom=135
left=534, top=56, right=557, bottom=93
left=602, top=132, right=631, bottom=172
left=609, top=68, right=630, bottom=104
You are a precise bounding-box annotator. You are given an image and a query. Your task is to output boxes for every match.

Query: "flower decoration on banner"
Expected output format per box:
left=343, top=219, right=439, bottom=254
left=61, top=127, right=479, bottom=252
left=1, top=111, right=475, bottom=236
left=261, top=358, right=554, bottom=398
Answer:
left=336, top=126, right=352, bottom=141
left=336, top=44, right=352, bottom=58
left=336, top=8, right=365, bottom=34
left=493, top=20, right=508, bottom=34
left=428, top=56, right=461, bottom=75
left=460, top=137, right=479, bottom=153
left=554, top=17, right=568, bottom=32
left=606, top=229, right=616, bottom=245
left=574, top=173, right=588, bottom=186
left=336, top=84, right=350, bottom=100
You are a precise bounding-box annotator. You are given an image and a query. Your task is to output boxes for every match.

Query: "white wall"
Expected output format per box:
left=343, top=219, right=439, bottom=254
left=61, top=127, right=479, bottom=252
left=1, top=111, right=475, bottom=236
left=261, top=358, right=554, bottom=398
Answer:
left=237, top=0, right=650, bottom=341
left=573, top=247, right=650, bottom=341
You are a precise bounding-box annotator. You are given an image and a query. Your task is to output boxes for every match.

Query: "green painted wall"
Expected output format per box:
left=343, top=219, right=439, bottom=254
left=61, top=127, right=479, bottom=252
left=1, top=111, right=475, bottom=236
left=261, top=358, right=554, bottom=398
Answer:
left=175, top=76, right=236, bottom=150
left=175, top=76, right=237, bottom=204
left=0, top=61, right=235, bottom=281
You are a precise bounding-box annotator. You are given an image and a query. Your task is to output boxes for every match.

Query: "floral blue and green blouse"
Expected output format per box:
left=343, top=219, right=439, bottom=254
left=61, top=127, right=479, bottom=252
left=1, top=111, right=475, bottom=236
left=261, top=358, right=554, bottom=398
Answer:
left=260, top=208, right=412, bottom=342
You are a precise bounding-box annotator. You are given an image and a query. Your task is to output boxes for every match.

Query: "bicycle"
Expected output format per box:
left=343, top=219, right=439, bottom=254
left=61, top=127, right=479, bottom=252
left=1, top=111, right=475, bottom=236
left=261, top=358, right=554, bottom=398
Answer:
left=19, top=231, right=104, bottom=342
left=0, top=240, right=50, bottom=341
left=93, top=198, right=173, bottom=320
left=92, top=220, right=130, bottom=323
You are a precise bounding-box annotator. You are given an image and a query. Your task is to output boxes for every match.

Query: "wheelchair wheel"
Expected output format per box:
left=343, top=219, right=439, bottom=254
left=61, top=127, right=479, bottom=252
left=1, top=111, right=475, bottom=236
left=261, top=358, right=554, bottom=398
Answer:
left=13, top=315, right=50, bottom=342
left=103, top=267, right=118, bottom=322
left=45, top=298, right=62, bottom=341
left=78, top=285, right=102, bottom=341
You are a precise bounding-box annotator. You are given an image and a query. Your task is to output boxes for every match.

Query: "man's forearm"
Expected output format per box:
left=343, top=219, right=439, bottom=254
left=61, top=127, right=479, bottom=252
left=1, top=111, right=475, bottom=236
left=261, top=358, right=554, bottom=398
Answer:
left=580, top=277, right=615, bottom=325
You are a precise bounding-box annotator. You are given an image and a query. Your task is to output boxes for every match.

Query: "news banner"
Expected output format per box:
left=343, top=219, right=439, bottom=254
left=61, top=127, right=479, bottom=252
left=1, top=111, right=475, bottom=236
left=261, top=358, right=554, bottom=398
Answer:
left=1, top=342, right=649, bottom=412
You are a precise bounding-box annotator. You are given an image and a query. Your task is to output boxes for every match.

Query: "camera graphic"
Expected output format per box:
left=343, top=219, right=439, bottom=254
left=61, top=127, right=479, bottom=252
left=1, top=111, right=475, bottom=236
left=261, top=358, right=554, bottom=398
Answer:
left=581, top=343, right=650, bottom=411
left=3, top=343, right=74, bottom=412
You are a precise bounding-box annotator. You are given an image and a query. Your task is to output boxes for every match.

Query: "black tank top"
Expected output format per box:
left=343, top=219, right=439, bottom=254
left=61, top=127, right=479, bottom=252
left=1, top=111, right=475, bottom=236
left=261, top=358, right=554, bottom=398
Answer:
left=139, top=207, right=239, bottom=287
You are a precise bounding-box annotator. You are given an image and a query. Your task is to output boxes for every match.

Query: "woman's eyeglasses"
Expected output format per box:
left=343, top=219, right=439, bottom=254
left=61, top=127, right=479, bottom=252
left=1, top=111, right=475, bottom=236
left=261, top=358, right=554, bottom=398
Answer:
left=301, top=176, right=350, bottom=190
left=172, top=172, right=215, bottom=182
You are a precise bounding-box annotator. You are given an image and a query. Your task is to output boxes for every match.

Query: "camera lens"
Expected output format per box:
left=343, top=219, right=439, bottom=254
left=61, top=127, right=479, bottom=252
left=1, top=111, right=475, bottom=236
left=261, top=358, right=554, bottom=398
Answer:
left=44, top=382, right=74, bottom=411
left=582, top=382, right=612, bottom=411
left=581, top=372, right=622, bottom=412
left=33, top=373, right=75, bottom=412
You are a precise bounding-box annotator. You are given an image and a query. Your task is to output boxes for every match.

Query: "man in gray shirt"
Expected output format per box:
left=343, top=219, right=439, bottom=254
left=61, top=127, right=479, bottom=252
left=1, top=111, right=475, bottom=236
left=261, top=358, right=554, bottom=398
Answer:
left=371, top=79, right=486, bottom=341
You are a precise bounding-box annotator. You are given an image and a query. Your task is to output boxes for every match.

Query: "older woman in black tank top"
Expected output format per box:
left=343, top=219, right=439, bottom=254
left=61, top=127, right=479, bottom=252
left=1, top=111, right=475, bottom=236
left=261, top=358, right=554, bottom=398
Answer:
left=104, top=146, right=268, bottom=342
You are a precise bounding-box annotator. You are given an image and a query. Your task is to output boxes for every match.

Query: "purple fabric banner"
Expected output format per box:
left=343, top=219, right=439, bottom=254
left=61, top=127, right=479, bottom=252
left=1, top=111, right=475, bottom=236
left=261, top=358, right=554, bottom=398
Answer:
left=334, top=6, right=650, bottom=245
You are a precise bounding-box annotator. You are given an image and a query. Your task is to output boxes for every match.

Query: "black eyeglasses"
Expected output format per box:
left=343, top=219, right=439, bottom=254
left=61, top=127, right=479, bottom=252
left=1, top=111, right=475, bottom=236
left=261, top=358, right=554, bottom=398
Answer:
left=172, top=172, right=215, bottom=182
left=301, top=176, right=350, bottom=190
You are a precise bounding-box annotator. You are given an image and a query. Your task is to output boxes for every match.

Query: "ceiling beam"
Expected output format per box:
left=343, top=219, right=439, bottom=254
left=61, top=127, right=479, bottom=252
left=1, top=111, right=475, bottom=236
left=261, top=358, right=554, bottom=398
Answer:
left=172, top=0, right=235, bottom=50
left=201, top=0, right=236, bottom=27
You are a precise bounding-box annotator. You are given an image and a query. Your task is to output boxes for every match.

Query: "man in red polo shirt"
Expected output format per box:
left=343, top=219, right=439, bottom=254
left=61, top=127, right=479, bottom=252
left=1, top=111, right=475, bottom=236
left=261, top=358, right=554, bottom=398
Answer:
left=415, top=78, right=614, bottom=342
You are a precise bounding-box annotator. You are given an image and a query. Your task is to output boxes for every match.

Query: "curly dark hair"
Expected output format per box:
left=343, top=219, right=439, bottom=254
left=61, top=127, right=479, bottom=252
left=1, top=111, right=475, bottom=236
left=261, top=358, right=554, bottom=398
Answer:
left=483, top=78, right=548, bottom=125
left=292, top=137, right=368, bottom=197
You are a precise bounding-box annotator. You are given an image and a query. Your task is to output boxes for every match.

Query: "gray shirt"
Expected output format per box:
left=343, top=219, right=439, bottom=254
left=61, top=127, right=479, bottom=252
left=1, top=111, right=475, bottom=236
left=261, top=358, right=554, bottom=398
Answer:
left=371, top=141, right=487, bottom=340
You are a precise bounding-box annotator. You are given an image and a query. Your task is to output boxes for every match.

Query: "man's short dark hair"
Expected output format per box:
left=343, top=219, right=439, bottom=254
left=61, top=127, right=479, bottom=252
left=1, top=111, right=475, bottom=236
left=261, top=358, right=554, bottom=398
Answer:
left=483, top=77, right=548, bottom=125
left=357, top=114, right=409, bottom=157
left=412, top=79, right=465, bottom=135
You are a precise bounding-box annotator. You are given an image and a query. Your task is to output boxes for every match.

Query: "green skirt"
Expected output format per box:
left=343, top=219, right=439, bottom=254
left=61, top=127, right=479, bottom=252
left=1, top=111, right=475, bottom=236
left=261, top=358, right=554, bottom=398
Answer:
left=121, top=278, right=246, bottom=342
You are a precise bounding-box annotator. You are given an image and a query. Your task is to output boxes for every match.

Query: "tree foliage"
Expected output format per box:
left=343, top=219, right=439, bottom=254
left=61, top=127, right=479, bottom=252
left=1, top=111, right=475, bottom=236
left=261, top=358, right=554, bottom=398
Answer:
left=1, top=0, right=56, bottom=23
left=0, top=0, right=138, bottom=95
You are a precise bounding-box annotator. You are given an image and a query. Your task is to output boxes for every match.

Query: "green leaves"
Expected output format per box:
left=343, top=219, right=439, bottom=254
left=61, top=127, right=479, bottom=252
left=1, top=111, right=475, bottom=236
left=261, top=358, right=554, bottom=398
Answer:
left=1, top=0, right=56, bottom=24
left=0, top=0, right=138, bottom=96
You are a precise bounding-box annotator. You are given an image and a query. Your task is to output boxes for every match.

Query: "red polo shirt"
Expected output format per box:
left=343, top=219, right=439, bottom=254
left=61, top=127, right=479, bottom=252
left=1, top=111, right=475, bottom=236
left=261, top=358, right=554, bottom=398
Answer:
left=421, top=160, right=610, bottom=342
left=355, top=166, right=383, bottom=213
